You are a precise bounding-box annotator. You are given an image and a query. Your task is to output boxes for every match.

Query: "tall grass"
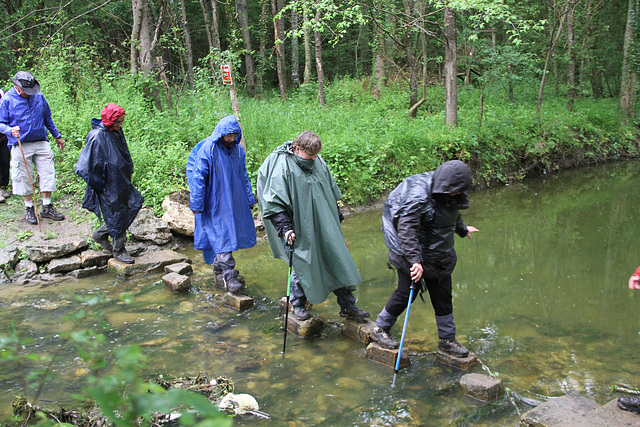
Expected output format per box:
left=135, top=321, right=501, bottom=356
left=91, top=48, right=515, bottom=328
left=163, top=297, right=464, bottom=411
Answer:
left=22, top=62, right=639, bottom=212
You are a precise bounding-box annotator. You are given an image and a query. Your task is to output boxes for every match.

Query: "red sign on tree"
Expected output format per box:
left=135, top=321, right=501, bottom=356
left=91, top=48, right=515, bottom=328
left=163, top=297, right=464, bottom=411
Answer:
left=221, top=64, right=233, bottom=85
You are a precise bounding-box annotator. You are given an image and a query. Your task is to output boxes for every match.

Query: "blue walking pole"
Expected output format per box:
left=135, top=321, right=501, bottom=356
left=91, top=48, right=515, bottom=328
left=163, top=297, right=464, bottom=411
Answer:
left=392, top=281, right=418, bottom=388
left=282, top=242, right=294, bottom=357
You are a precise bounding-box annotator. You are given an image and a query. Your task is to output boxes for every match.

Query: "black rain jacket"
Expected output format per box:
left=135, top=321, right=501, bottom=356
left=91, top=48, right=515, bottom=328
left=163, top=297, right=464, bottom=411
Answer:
left=382, top=160, right=472, bottom=278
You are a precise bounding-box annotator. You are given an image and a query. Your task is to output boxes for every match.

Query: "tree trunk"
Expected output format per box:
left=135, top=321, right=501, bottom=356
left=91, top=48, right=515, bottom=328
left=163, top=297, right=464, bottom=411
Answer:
left=131, top=0, right=143, bottom=73
left=315, top=8, right=326, bottom=107
left=271, top=0, right=286, bottom=101
left=291, top=7, right=300, bottom=89
left=209, top=0, right=221, bottom=50
left=537, top=9, right=566, bottom=114
left=566, top=0, right=576, bottom=111
left=444, top=6, right=457, bottom=127
left=403, top=0, right=418, bottom=108
left=371, top=21, right=386, bottom=99
left=619, top=0, right=638, bottom=124
left=178, top=0, right=195, bottom=90
left=478, top=85, right=484, bottom=128
left=578, top=0, right=593, bottom=100
left=236, top=0, right=256, bottom=97
left=198, top=0, right=214, bottom=51
left=303, top=5, right=312, bottom=84
left=256, top=0, right=268, bottom=100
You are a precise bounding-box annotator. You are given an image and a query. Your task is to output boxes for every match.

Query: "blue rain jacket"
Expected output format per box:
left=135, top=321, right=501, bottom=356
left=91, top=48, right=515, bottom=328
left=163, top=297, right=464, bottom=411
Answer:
left=0, top=88, right=61, bottom=147
left=186, top=115, right=256, bottom=264
left=75, top=119, right=144, bottom=237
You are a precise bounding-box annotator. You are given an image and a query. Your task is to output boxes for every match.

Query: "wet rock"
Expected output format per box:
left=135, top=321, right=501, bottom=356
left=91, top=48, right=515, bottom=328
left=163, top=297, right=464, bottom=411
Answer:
left=0, top=270, right=10, bottom=284
left=520, top=395, right=597, bottom=426
left=162, top=272, right=192, bottom=293
left=47, top=255, right=82, bottom=274
left=342, top=318, right=376, bottom=344
left=164, top=261, right=193, bottom=275
left=217, top=393, right=259, bottom=415
left=69, top=265, right=107, bottom=279
left=459, top=373, right=505, bottom=402
left=0, top=245, right=19, bottom=270
left=365, top=342, right=410, bottom=369
left=26, top=240, right=89, bottom=263
left=78, top=250, right=111, bottom=268
left=12, top=259, right=38, bottom=280
left=129, top=208, right=173, bottom=245
left=435, top=349, right=478, bottom=371
left=220, top=292, right=254, bottom=311
left=107, top=249, right=190, bottom=278
left=234, top=361, right=261, bottom=372
left=161, top=198, right=194, bottom=237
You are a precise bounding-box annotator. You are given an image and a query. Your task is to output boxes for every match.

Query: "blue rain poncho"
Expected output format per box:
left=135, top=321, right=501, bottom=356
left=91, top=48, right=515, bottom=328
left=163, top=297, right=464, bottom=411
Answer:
left=75, top=119, right=144, bottom=237
left=257, top=141, right=362, bottom=304
left=186, top=115, right=256, bottom=264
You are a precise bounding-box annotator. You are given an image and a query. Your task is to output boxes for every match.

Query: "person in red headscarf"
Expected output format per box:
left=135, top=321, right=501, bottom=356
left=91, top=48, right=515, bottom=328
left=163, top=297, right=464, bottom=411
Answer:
left=75, top=104, right=144, bottom=264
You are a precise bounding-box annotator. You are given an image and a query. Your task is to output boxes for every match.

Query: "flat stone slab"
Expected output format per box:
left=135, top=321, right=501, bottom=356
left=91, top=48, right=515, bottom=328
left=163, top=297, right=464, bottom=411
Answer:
left=220, top=292, right=254, bottom=311
left=521, top=395, right=598, bottom=426
left=365, top=342, right=410, bottom=369
left=459, top=373, right=505, bottom=402
left=107, top=249, right=190, bottom=278
left=164, top=261, right=193, bottom=275
left=556, top=399, right=640, bottom=426
left=435, top=349, right=478, bottom=371
left=282, top=311, right=324, bottom=338
left=342, top=318, right=376, bottom=344
left=79, top=249, right=111, bottom=268
left=162, top=272, right=192, bottom=293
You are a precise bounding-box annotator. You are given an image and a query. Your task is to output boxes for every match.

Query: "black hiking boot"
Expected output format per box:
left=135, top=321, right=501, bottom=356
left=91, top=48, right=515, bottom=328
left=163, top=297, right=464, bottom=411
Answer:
left=291, top=305, right=311, bottom=321
left=371, top=326, right=399, bottom=349
left=339, top=306, right=370, bottom=320
left=41, top=203, right=65, bottom=221
left=618, top=396, right=640, bottom=414
left=438, top=338, right=469, bottom=358
left=25, top=206, right=37, bottom=225
left=114, top=250, right=135, bottom=264
left=224, top=277, right=244, bottom=293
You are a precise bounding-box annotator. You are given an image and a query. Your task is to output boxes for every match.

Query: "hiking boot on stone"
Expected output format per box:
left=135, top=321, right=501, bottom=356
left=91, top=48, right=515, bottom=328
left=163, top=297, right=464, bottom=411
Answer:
left=25, top=206, right=37, bottom=225
left=371, top=326, right=399, bottom=349
left=291, top=305, right=311, bottom=321
left=224, top=277, right=244, bottom=293
left=0, top=186, right=9, bottom=199
left=339, top=306, right=370, bottom=320
left=41, top=203, right=65, bottom=221
left=438, top=338, right=469, bottom=358
left=113, top=248, right=135, bottom=264
left=618, top=396, right=640, bottom=414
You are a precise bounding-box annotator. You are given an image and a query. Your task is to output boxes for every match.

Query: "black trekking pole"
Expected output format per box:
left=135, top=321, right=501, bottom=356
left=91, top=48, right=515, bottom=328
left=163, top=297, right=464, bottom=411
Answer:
left=392, top=281, right=418, bottom=388
left=282, top=241, right=294, bottom=358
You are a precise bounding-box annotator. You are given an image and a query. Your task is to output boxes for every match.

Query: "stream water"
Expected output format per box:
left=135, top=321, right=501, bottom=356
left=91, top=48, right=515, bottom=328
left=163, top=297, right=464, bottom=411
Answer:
left=1, top=161, right=640, bottom=425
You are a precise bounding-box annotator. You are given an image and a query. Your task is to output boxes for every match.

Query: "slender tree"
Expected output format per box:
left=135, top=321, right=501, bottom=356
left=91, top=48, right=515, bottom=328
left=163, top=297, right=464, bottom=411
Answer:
left=271, top=0, right=287, bottom=100
left=314, top=8, right=327, bottom=106
left=619, top=0, right=638, bottom=124
left=444, top=5, right=457, bottom=127
left=237, top=0, right=256, bottom=96
left=291, top=7, right=301, bottom=88
left=178, top=0, right=195, bottom=89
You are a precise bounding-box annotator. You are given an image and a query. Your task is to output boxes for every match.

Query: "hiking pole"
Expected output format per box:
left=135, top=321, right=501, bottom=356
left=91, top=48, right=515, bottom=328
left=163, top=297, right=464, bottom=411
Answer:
left=392, top=281, right=418, bottom=388
left=282, top=241, right=294, bottom=358
left=17, top=136, right=41, bottom=231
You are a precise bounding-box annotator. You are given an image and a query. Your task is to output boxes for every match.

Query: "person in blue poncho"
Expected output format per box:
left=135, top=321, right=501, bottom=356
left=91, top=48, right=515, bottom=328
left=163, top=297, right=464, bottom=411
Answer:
left=75, top=104, right=144, bottom=264
left=186, top=115, right=256, bottom=293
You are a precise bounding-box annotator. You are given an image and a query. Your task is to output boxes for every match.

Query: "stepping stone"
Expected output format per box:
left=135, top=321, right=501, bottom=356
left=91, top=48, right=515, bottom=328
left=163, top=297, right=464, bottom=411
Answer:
left=108, top=249, right=190, bottom=278
left=342, top=318, right=376, bottom=344
left=220, top=292, right=254, bottom=311
left=459, top=373, right=505, bottom=402
left=555, top=398, right=640, bottom=426
left=435, top=349, right=478, bottom=370
left=282, top=312, right=324, bottom=338
left=162, top=272, right=191, bottom=293
left=365, top=342, right=410, bottom=369
left=520, top=395, right=598, bottom=426
left=164, top=261, right=193, bottom=275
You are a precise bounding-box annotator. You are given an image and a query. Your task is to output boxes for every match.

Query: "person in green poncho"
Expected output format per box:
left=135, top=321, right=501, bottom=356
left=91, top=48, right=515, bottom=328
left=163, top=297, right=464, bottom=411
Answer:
left=257, top=131, right=369, bottom=321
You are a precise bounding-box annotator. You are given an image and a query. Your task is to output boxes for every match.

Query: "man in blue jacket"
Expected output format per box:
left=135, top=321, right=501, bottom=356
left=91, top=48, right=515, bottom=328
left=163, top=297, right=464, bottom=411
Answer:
left=0, top=71, right=65, bottom=224
left=186, top=115, right=256, bottom=292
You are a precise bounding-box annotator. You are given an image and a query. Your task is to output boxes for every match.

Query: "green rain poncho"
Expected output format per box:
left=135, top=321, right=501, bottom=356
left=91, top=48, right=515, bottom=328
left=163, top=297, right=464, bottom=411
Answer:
left=257, top=141, right=362, bottom=304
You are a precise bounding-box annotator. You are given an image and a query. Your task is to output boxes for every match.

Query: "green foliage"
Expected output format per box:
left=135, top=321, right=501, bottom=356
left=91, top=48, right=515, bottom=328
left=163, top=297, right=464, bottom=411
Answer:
left=0, top=294, right=230, bottom=426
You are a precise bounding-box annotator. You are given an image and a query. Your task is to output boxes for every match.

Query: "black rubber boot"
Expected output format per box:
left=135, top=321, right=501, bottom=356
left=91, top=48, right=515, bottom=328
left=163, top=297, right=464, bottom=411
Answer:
left=112, top=233, right=134, bottom=264
left=92, top=228, right=113, bottom=252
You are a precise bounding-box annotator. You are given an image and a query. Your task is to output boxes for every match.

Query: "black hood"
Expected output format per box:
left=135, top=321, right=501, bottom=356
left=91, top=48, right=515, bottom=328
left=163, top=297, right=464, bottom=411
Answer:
left=431, top=160, right=472, bottom=194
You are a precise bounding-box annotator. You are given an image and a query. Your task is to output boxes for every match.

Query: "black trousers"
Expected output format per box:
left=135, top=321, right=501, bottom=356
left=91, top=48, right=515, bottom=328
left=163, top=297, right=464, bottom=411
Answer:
left=384, top=268, right=453, bottom=318
left=0, top=138, right=9, bottom=188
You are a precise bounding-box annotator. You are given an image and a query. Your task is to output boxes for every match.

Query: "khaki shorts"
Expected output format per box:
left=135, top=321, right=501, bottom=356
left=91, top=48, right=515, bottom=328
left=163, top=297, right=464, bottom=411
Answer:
left=10, top=141, right=57, bottom=196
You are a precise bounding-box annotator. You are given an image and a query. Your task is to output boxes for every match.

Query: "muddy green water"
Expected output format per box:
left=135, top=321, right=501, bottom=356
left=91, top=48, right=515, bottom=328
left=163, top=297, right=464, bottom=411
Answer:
left=1, top=161, right=640, bottom=425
